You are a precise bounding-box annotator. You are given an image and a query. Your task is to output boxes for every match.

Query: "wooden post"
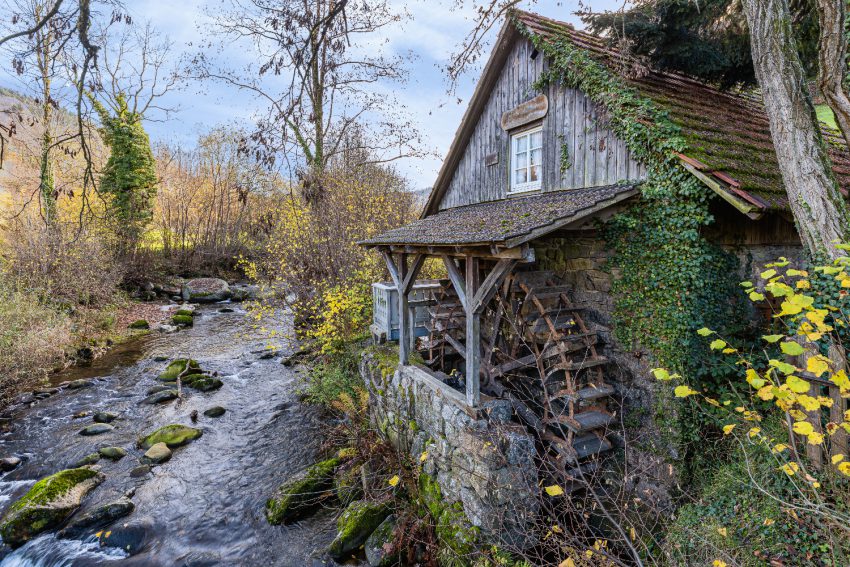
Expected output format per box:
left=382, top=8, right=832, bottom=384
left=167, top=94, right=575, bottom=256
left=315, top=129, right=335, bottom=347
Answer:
left=465, top=255, right=480, bottom=407
left=398, top=253, right=410, bottom=365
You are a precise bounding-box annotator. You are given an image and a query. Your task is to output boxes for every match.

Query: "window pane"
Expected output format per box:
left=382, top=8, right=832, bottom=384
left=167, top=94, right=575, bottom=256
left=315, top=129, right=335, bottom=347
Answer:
left=515, top=168, right=527, bottom=185
left=529, top=148, right=542, bottom=166
left=530, top=130, right=543, bottom=148
left=515, top=151, right=527, bottom=169
left=530, top=165, right=541, bottom=182
left=515, top=135, right=528, bottom=153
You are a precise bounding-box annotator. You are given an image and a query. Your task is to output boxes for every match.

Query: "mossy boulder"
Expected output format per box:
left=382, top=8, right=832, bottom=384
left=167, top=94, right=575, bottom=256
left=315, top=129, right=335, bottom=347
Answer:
left=138, top=424, right=202, bottom=450
left=265, top=457, right=339, bottom=525
left=365, top=514, right=398, bottom=567
left=92, top=412, right=118, bottom=424
left=73, top=453, right=100, bottom=468
left=328, top=499, right=393, bottom=560
left=157, top=359, right=201, bottom=382
left=185, top=376, right=223, bottom=392
left=203, top=406, right=226, bottom=418
left=171, top=314, right=194, bottom=327
left=183, top=278, right=231, bottom=303
left=128, top=320, right=149, bottom=330
left=98, top=447, right=127, bottom=460
left=173, top=309, right=195, bottom=317
left=57, top=497, right=134, bottom=539
left=0, top=468, right=104, bottom=547
left=79, top=423, right=114, bottom=436
left=140, top=389, right=178, bottom=405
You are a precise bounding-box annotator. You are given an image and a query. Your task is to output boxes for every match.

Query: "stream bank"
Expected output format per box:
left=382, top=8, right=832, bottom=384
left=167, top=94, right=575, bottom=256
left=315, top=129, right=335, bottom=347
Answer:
left=0, top=304, right=339, bottom=566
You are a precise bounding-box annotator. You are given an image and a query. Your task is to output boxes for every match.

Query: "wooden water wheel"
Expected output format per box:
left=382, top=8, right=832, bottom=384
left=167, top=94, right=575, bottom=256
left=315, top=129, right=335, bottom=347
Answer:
left=419, top=270, right=615, bottom=488
left=495, top=271, right=614, bottom=488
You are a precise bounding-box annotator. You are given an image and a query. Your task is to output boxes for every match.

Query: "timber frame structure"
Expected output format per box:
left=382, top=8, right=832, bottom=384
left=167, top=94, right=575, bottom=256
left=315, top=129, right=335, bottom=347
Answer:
left=379, top=249, right=527, bottom=407
left=364, top=183, right=639, bottom=409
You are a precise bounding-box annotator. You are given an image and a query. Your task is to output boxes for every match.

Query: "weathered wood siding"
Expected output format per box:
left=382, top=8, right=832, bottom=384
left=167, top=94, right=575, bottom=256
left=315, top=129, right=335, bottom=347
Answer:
left=439, top=38, right=646, bottom=211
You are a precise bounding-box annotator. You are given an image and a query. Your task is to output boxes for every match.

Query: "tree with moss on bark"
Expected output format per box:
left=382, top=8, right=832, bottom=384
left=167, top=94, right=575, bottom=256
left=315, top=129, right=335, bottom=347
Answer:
left=91, top=92, right=157, bottom=255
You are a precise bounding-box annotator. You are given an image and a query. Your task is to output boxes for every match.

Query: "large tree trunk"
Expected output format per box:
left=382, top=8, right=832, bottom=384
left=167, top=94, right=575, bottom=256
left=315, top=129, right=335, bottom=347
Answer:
left=742, top=0, right=850, bottom=259
left=816, top=0, right=850, bottom=152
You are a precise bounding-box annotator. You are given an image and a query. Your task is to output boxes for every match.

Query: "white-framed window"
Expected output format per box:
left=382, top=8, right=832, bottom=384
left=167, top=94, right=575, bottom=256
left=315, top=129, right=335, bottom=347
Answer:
left=509, top=126, right=543, bottom=194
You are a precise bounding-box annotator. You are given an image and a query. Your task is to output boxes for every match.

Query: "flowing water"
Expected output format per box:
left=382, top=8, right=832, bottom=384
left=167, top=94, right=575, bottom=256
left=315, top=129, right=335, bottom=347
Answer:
left=0, top=305, right=339, bottom=566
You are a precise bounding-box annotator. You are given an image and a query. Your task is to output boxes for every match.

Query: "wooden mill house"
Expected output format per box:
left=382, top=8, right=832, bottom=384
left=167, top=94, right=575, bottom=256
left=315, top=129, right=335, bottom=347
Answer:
left=359, top=10, right=848, bottom=527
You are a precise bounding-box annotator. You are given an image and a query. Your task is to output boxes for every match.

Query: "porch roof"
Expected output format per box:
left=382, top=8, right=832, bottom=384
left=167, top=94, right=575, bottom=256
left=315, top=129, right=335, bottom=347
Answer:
left=361, top=183, right=638, bottom=249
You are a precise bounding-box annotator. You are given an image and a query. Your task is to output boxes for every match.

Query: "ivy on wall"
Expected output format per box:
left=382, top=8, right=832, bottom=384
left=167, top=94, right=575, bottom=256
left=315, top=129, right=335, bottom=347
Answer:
left=517, top=17, right=746, bottom=456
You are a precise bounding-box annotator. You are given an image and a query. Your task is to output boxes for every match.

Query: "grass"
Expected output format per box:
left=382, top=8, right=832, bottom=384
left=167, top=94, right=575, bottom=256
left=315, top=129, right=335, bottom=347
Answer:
left=0, top=283, right=71, bottom=404
left=816, top=104, right=839, bottom=130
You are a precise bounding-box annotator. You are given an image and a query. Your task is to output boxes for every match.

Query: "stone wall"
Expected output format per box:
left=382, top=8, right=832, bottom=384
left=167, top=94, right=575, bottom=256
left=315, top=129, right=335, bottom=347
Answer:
left=360, top=350, right=539, bottom=549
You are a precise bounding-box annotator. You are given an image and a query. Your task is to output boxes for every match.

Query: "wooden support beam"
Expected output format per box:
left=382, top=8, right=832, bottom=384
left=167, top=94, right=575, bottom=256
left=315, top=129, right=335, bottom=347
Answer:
left=471, top=259, right=517, bottom=314
left=465, top=255, right=481, bottom=407
left=381, top=250, right=401, bottom=288
left=398, top=254, right=410, bottom=366
left=441, top=254, right=467, bottom=311
left=381, top=244, right=535, bottom=261
left=402, top=254, right=426, bottom=294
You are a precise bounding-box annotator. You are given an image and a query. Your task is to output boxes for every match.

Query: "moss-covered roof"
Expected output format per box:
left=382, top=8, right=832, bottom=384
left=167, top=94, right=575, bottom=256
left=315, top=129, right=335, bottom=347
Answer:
left=513, top=10, right=850, bottom=211
left=362, top=183, right=638, bottom=247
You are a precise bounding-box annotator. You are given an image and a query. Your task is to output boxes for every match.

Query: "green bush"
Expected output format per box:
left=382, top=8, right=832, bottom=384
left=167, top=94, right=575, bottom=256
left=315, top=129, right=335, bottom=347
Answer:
left=666, top=428, right=848, bottom=566
left=303, top=346, right=363, bottom=408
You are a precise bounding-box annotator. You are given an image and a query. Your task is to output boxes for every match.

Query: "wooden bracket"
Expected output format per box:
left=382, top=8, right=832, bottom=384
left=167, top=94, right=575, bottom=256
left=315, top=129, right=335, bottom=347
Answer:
left=471, top=259, right=517, bottom=314
left=441, top=254, right=467, bottom=311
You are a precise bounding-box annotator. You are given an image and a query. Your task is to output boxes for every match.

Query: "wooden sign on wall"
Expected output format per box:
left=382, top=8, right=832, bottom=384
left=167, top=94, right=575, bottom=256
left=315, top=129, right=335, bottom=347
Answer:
left=500, top=94, right=548, bottom=131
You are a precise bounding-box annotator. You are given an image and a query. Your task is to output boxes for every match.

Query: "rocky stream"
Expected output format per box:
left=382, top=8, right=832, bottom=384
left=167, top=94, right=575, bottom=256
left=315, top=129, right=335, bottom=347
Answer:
left=0, top=303, right=341, bottom=566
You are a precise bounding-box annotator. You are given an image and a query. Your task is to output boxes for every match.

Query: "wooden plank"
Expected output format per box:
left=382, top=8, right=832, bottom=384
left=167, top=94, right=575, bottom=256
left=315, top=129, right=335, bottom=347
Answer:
left=489, top=335, right=597, bottom=378
left=681, top=161, right=763, bottom=219
left=545, top=356, right=609, bottom=375
left=547, top=410, right=614, bottom=433
left=501, top=94, right=548, bottom=131
left=530, top=313, right=577, bottom=333
left=571, top=433, right=612, bottom=460
left=444, top=333, right=466, bottom=360
left=554, top=383, right=615, bottom=403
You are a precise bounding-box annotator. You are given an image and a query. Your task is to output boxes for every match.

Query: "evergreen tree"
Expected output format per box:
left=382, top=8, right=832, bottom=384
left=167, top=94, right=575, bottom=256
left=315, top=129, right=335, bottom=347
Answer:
left=91, top=92, right=158, bottom=252
left=583, top=0, right=818, bottom=88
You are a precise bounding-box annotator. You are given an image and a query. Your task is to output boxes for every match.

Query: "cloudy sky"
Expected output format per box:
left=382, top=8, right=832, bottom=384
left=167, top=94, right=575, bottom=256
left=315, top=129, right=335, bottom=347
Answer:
left=4, top=0, right=621, bottom=188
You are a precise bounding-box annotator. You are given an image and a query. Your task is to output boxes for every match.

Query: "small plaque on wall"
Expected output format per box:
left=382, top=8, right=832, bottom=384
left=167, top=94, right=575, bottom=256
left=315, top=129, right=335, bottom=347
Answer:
left=500, top=94, right=548, bottom=131
left=485, top=152, right=499, bottom=166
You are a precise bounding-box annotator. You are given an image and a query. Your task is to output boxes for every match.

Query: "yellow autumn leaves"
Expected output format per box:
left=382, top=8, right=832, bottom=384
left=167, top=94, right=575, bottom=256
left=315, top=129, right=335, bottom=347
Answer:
left=655, top=252, right=850, bottom=481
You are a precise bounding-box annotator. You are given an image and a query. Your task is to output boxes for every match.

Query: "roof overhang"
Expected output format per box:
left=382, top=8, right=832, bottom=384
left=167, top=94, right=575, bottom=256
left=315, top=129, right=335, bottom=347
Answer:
left=362, top=183, right=640, bottom=257
left=676, top=153, right=767, bottom=219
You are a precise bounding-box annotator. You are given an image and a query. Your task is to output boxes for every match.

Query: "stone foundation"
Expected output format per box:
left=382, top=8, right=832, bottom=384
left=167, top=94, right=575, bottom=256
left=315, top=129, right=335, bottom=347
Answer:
left=360, top=350, right=539, bottom=549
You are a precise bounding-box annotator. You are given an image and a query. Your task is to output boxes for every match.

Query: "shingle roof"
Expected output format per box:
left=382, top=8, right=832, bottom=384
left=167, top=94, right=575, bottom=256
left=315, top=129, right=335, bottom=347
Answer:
left=512, top=10, right=850, bottom=211
left=361, top=183, right=638, bottom=248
